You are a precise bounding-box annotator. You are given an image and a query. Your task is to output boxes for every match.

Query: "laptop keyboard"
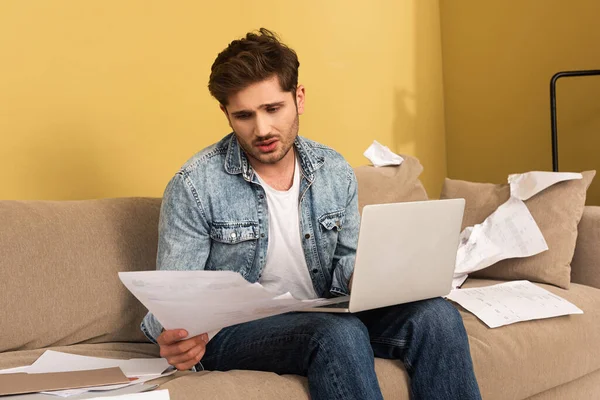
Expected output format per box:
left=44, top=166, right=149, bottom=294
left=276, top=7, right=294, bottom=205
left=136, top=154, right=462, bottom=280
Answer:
left=319, top=301, right=350, bottom=309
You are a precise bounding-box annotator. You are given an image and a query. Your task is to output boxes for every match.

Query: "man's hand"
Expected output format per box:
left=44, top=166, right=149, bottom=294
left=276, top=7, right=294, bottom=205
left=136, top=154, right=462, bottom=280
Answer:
left=157, top=329, right=208, bottom=371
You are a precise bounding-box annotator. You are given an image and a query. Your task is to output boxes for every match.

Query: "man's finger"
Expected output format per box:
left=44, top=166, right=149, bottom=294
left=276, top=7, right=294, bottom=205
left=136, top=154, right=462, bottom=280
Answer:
left=160, top=333, right=208, bottom=358
left=166, top=343, right=206, bottom=366
left=159, top=336, right=196, bottom=358
left=157, top=329, right=187, bottom=346
left=174, top=348, right=206, bottom=371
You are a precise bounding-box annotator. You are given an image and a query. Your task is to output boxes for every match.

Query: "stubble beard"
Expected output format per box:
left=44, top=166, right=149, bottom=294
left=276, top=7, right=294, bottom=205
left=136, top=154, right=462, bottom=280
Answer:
left=239, top=114, right=299, bottom=166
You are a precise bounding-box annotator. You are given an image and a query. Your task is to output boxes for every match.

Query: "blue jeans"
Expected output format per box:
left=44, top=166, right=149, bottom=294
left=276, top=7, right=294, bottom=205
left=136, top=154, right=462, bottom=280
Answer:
left=201, top=297, right=481, bottom=400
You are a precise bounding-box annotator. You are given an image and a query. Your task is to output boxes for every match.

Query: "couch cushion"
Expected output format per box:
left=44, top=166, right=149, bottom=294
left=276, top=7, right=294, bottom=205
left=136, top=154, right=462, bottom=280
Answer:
left=354, top=155, right=428, bottom=214
left=4, top=279, right=599, bottom=400
left=440, top=171, right=595, bottom=288
left=526, top=368, right=600, bottom=400
left=159, top=358, right=408, bottom=400
left=458, top=278, right=600, bottom=400
left=571, top=206, right=600, bottom=289
left=0, top=198, right=161, bottom=352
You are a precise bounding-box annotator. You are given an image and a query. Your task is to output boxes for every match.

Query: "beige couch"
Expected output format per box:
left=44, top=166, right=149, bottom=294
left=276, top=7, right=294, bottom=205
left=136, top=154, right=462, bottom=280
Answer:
left=2, top=167, right=600, bottom=400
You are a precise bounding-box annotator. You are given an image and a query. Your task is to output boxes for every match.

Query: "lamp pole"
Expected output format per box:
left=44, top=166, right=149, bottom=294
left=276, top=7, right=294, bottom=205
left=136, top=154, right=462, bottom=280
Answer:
left=550, top=69, right=600, bottom=172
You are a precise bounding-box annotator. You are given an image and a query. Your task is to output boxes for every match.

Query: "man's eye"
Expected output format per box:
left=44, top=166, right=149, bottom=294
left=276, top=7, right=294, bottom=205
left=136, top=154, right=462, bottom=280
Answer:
left=267, top=107, right=280, bottom=113
left=235, top=114, right=251, bottom=120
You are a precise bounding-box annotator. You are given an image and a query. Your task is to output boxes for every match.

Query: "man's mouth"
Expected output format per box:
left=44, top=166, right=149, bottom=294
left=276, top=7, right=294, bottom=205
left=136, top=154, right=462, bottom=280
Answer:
left=256, top=139, right=278, bottom=153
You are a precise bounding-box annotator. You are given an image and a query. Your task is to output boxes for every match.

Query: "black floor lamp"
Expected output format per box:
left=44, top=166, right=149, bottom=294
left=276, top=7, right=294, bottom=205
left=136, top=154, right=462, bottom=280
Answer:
left=550, top=69, right=600, bottom=172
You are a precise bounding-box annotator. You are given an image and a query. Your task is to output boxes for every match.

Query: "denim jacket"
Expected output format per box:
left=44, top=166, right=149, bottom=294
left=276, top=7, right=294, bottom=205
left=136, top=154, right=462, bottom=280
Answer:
left=141, top=133, right=359, bottom=343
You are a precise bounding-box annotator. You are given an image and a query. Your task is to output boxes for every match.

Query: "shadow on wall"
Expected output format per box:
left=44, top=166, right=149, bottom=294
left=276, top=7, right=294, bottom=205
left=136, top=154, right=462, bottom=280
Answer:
left=391, top=0, right=446, bottom=199
left=392, top=89, right=417, bottom=158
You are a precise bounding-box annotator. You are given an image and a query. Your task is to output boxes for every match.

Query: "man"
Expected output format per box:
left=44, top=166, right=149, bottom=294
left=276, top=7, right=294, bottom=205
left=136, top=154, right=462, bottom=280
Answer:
left=141, top=28, right=481, bottom=400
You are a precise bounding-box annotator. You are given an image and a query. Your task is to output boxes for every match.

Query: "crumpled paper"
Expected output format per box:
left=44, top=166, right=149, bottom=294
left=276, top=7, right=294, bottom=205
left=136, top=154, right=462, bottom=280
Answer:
left=363, top=140, right=404, bottom=167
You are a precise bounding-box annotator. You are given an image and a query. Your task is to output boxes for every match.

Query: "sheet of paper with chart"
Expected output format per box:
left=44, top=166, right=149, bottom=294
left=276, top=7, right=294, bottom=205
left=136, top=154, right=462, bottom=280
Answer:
left=119, top=270, right=347, bottom=338
left=447, top=280, right=583, bottom=328
left=452, top=197, right=548, bottom=288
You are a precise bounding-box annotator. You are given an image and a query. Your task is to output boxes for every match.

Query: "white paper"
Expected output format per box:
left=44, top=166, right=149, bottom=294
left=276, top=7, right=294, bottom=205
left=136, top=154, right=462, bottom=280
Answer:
left=119, top=270, right=349, bottom=338
left=28, top=350, right=170, bottom=377
left=363, top=140, right=404, bottom=167
left=41, top=371, right=175, bottom=397
left=0, top=366, right=29, bottom=374
left=452, top=197, right=548, bottom=287
left=447, top=280, right=583, bottom=328
left=508, top=171, right=582, bottom=201
left=86, top=389, right=170, bottom=400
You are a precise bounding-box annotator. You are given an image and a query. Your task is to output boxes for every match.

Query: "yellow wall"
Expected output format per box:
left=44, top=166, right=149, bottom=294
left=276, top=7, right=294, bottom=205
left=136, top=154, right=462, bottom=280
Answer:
left=440, top=0, right=600, bottom=204
left=0, top=0, right=447, bottom=200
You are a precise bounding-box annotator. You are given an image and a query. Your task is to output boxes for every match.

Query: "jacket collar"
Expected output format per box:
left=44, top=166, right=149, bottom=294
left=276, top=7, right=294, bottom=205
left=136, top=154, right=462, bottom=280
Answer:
left=224, top=133, right=325, bottom=181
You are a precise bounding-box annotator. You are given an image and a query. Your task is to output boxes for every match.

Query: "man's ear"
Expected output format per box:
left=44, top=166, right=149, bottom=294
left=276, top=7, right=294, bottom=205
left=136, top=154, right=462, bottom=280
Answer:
left=295, top=85, right=306, bottom=115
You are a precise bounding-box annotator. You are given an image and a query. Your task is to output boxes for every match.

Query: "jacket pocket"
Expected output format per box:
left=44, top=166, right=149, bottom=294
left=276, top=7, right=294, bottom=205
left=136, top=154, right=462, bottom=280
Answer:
left=206, top=221, right=259, bottom=274
left=317, top=210, right=346, bottom=265
left=210, top=222, right=259, bottom=243
left=318, top=209, right=346, bottom=232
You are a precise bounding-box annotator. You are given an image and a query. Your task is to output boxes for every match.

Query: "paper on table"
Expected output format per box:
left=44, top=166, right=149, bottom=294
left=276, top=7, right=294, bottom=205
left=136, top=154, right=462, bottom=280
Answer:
left=28, top=351, right=170, bottom=377
left=452, top=197, right=548, bottom=288
left=119, top=270, right=349, bottom=338
left=447, top=280, right=583, bottom=328
left=508, top=171, right=582, bottom=201
left=363, top=140, right=404, bottom=167
left=41, top=370, right=175, bottom=397
left=87, top=388, right=170, bottom=400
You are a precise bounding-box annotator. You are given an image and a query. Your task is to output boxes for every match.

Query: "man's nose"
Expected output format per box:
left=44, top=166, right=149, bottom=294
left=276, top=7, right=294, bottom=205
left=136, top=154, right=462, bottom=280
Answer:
left=254, top=114, right=271, bottom=137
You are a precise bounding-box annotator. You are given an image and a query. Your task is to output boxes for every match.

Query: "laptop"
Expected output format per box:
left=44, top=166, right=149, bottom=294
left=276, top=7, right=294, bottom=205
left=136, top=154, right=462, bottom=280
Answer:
left=301, top=198, right=465, bottom=313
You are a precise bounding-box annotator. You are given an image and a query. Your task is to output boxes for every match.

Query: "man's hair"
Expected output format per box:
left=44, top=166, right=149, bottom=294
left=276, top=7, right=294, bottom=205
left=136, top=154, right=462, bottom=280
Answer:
left=208, top=28, right=300, bottom=106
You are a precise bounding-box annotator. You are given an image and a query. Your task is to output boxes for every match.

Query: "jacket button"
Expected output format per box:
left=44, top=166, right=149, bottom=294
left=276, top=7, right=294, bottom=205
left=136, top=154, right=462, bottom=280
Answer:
left=261, top=233, right=265, bottom=238
left=312, top=269, right=318, bottom=274
left=304, top=233, right=310, bottom=239
left=259, top=194, right=264, bottom=199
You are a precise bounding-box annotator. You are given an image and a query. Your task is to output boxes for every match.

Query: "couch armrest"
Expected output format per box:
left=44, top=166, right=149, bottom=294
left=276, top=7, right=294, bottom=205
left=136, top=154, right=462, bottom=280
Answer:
left=571, top=206, right=600, bottom=289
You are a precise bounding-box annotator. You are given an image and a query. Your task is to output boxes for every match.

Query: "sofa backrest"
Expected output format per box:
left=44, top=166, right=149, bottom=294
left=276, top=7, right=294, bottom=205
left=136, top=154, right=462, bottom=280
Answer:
left=0, top=198, right=161, bottom=352
left=354, top=155, right=428, bottom=212
left=2, top=164, right=597, bottom=352
left=571, top=205, right=600, bottom=289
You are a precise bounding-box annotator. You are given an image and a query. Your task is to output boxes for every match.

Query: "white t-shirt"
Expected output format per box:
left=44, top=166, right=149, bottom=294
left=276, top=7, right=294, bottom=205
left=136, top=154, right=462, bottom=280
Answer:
left=206, top=157, right=316, bottom=342
left=255, top=157, right=318, bottom=300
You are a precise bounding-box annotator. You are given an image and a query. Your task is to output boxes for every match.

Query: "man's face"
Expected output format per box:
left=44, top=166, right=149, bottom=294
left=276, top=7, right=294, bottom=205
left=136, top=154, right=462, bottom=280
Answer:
left=222, top=75, right=305, bottom=168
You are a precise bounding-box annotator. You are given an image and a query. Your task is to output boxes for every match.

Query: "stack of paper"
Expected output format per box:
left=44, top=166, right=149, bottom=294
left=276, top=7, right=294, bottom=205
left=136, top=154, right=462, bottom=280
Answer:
left=0, top=351, right=173, bottom=398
